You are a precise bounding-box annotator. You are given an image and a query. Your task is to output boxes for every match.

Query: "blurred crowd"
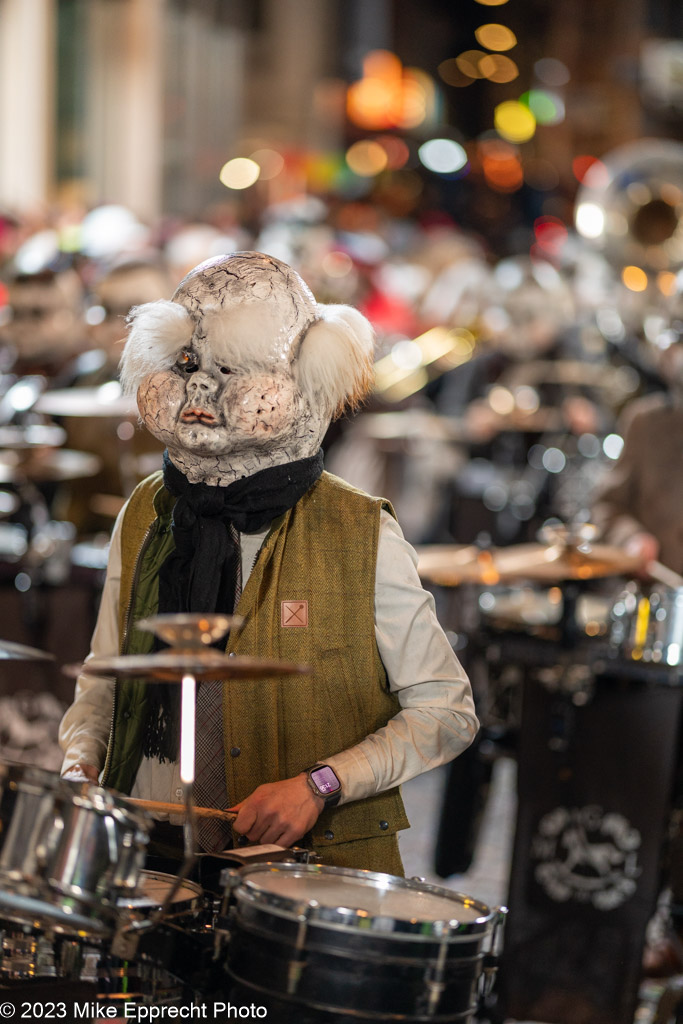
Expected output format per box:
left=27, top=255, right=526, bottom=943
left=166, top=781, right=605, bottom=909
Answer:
left=0, top=174, right=681, bottom=571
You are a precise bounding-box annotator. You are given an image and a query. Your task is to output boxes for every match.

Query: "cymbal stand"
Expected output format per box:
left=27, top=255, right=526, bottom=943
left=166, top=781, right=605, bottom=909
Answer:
left=119, top=614, right=239, bottom=937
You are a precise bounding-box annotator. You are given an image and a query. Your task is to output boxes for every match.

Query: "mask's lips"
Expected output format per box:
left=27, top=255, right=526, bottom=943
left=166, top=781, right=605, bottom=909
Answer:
left=180, top=406, right=219, bottom=425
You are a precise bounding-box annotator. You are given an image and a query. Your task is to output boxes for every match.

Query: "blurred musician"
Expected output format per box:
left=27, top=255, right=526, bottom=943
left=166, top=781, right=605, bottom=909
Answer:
left=592, top=316, right=683, bottom=975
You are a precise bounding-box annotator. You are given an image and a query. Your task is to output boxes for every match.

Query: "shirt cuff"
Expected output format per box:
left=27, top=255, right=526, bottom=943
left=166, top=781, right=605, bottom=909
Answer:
left=325, top=746, right=378, bottom=805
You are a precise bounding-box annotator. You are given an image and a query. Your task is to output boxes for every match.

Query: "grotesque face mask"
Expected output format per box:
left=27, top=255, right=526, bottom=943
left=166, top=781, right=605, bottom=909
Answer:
left=120, top=252, right=374, bottom=485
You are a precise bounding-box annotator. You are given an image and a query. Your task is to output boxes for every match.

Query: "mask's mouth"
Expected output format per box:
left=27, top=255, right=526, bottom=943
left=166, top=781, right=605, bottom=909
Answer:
left=180, top=407, right=219, bottom=425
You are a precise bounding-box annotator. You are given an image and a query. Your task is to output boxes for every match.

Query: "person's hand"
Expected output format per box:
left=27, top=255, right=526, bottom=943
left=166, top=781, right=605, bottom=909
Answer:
left=61, top=763, right=99, bottom=783
left=230, top=774, right=325, bottom=848
left=625, top=531, right=660, bottom=576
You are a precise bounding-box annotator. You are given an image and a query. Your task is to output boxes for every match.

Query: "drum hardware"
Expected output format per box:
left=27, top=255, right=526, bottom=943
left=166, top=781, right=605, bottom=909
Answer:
left=64, top=616, right=312, bottom=957
left=478, top=907, right=507, bottom=1002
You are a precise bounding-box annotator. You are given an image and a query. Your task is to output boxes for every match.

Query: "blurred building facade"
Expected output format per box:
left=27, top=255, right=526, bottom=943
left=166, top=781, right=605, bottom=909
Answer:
left=0, top=0, right=681, bottom=231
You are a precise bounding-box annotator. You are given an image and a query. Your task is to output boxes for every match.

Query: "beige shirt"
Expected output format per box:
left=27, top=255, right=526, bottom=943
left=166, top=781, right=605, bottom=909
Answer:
left=59, top=508, right=477, bottom=814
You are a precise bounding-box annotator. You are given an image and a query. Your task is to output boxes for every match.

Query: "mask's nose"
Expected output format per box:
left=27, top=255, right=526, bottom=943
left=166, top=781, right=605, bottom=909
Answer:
left=186, top=369, right=220, bottom=399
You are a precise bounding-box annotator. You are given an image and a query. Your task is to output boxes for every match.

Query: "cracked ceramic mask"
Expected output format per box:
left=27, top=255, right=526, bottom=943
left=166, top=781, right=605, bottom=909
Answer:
left=120, top=252, right=375, bottom=486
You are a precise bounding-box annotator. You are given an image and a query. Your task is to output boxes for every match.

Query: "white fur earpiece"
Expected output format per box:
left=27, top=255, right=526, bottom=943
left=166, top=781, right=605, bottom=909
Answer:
left=119, top=300, right=194, bottom=396
left=296, top=303, right=375, bottom=419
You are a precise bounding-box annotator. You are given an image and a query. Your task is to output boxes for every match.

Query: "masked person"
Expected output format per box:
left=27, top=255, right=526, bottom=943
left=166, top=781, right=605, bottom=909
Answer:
left=58, top=252, right=477, bottom=876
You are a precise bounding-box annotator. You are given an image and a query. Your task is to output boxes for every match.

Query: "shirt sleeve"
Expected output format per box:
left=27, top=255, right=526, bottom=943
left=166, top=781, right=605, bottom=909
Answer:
left=326, top=510, right=478, bottom=803
left=58, top=505, right=125, bottom=775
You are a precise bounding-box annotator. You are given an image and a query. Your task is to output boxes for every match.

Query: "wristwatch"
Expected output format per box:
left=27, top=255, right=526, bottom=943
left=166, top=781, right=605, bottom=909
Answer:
left=304, top=763, right=342, bottom=807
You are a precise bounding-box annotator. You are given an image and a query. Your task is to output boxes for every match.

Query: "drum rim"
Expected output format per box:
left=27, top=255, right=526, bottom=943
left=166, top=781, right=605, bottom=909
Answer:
left=117, top=868, right=204, bottom=913
left=234, top=862, right=495, bottom=938
left=0, top=887, right=114, bottom=937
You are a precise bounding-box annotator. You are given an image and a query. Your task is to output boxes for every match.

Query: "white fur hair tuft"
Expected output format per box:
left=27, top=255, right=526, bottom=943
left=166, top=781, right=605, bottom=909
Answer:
left=297, top=304, right=375, bottom=419
left=119, top=300, right=194, bottom=396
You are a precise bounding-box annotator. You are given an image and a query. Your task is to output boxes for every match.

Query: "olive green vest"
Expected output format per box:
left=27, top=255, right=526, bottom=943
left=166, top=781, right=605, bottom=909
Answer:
left=103, top=470, right=409, bottom=859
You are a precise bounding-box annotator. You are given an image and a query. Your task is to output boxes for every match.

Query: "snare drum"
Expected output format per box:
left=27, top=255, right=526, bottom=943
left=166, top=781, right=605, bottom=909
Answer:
left=118, top=869, right=205, bottom=925
left=224, top=862, right=500, bottom=1022
left=0, top=763, right=149, bottom=937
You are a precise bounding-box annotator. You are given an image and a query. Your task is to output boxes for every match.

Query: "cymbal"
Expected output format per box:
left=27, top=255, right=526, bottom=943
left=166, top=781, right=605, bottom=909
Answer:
left=0, top=449, right=101, bottom=483
left=34, top=388, right=137, bottom=419
left=64, top=651, right=312, bottom=682
left=417, top=541, right=644, bottom=586
left=0, top=425, right=67, bottom=449
left=0, top=638, right=54, bottom=661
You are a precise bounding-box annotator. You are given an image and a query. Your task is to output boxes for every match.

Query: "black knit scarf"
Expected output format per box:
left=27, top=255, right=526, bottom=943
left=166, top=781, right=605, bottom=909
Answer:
left=142, top=448, right=324, bottom=761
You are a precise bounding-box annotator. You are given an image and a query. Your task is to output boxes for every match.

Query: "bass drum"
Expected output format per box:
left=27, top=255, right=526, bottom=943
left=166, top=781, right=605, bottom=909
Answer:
left=224, top=862, right=501, bottom=1022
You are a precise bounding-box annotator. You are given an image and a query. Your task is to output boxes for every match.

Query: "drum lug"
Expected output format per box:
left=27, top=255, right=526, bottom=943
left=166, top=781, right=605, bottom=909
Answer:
left=479, top=906, right=508, bottom=998
left=423, top=922, right=451, bottom=1017
left=110, top=920, right=141, bottom=961
left=286, top=902, right=316, bottom=996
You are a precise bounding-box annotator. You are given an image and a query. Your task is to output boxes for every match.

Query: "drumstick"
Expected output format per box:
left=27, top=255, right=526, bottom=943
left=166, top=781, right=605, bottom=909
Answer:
left=647, top=560, right=683, bottom=590
left=125, top=797, right=237, bottom=822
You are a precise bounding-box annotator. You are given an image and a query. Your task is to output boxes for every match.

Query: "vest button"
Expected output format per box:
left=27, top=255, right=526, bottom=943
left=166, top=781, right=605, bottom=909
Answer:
left=379, top=820, right=389, bottom=831
left=122, top=711, right=131, bottom=720
left=324, top=830, right=334, bottom=841
left=237, top=835, right=249, bottom=847
left=230, top=747, right=241, bottom=757
left=229, top=652, right=236, bottom=657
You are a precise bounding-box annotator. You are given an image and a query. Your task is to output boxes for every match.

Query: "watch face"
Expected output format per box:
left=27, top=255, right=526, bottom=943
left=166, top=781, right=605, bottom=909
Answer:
left=311, top=765, right=340, bottom=795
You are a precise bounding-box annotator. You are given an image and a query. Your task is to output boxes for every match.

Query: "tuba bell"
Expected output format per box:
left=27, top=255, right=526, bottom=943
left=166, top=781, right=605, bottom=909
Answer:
left=574, top=138, right=683, bottom=272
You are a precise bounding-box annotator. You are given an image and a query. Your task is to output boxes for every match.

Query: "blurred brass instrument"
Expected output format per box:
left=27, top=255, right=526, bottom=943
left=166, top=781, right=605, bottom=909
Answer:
left=373, top=326, right=478, bottom=403
left=575, top=138, right=683, bottom=272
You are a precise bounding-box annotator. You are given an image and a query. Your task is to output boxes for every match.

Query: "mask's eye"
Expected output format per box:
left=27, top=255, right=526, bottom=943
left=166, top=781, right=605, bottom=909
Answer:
left=219, top=366, right=232, bottom=375
left=177, top=348, right=199, bottom=373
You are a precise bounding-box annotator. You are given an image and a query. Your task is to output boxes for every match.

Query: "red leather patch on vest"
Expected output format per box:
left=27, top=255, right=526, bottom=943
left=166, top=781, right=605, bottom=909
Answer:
left=281, top=600, right=308, bottom=627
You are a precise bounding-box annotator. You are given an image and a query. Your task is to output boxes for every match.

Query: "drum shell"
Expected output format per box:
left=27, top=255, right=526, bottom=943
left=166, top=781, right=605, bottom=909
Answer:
left=224, top=864, right=495, bottom=1021
left=0, top=763, right=149, bottom=931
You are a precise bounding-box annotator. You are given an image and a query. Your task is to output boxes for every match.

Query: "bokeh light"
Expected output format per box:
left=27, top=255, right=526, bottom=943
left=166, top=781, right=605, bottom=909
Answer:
left=219, top=157, right=260, bottom=190
left=575, top=202, right=605, bottom=239
left=479, top=139, right=523, bottom=192
left=437, top=58, right=475, bottom=88
left=376, top=135, right=410, bottom=170
left=534, top=58, right=570, bottom=87
left=621, top=265, right=648, bottom=292
left=479, top=54, right=519, bottom=83
left=456, top=50, right=487, bottom=79
left=399, top=71, right=429, bottom=129
left=347, top=77, right=400, bottom=130
left=321, top=251, right=354, bottom=278
left=572, top=155, right=607, bottom=184
left=363, top=49, right=403, bottom=81
left=494, top=100, right=536, bottom=143
left=475, top=0, right=510, bottom=5
left=534, top=216, right=569, bottom=255
left=474, top=24, right=517, bottom=51
left=657, top=271, right=677, bottom=296
left=520, top=89, right=565, bottom=125
left=418, top=138, right=468, bottom=175
left=346, top=140, right=388, bottom=176
left=249, top=148, right=285, bottom=180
